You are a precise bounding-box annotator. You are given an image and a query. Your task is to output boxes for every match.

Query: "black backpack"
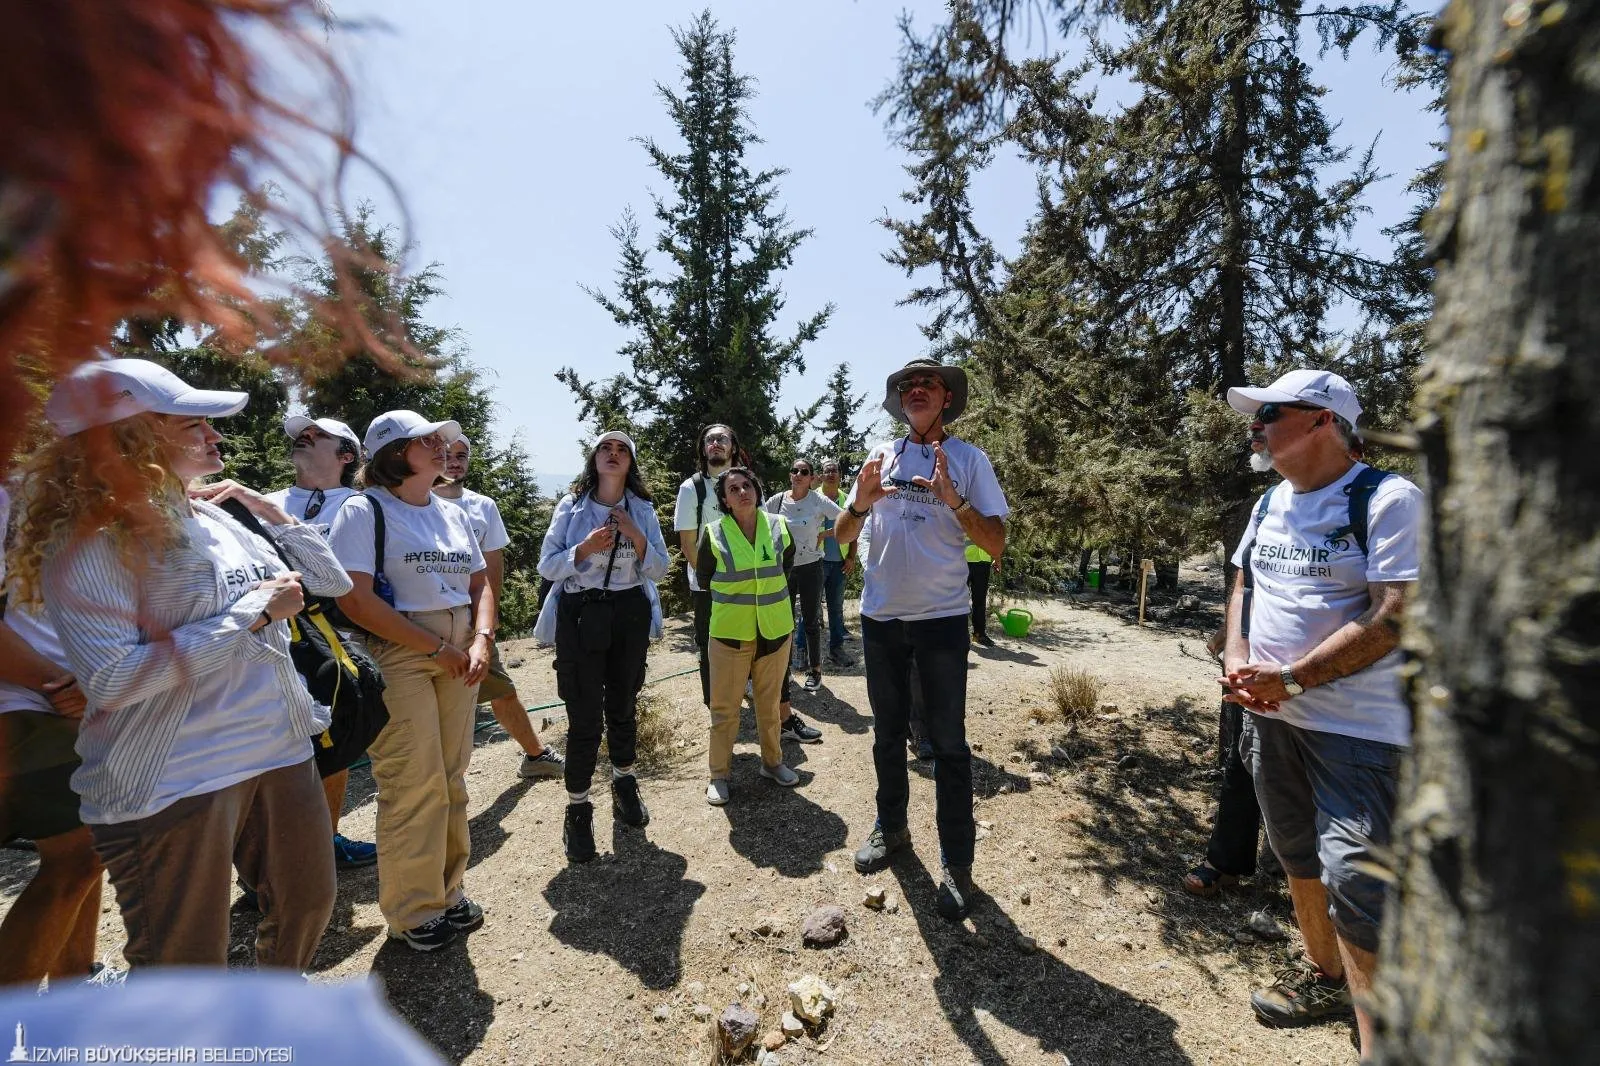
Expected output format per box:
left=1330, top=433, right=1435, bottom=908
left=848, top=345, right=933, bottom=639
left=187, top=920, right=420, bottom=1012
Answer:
left=1241, top=466, right=1394, bottom=638
left=219, top=499, right=390, bottom=778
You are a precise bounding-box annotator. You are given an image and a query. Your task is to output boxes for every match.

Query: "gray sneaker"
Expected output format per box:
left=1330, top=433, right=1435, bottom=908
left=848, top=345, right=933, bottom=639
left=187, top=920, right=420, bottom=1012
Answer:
left=519, top=748, right=564, bottom=780
left=760, top=762, right=800, bottom=787
left=853, top=822, right=912, bottom=874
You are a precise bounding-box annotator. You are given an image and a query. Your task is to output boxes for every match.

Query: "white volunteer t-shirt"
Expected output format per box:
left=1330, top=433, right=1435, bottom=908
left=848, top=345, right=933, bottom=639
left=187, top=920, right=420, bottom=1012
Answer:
left=673, top=474, right=726, bottom=593
left=328, top=487, right=485, bottom=612
left=561, top=495, right=646, bottom=593
left=765, top=490, right=842, bottom=568
left=1230, top=463, right=1422, bottom=746
left=849, top=436, right=1009, bottom=622
left=265, top=485, right=356, bottom=539
left=437, top=488, right=510, bottom=552
left=98, top=509, right=310, bottom=823
left=0, top=487, right=71, bottom=716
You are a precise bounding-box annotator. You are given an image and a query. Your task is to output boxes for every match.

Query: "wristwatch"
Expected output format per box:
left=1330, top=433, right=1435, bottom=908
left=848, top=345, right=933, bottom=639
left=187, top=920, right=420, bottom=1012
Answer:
left=847, top=502, right=870, bottom=519
left=954, top=496, right=973, bottom=514
left=1280, top=666, right=1304, bottom=697
left=475, top=628, right=495, bottom=640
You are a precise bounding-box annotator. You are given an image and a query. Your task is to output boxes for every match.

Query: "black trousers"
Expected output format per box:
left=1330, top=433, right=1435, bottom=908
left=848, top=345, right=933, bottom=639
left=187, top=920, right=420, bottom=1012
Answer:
left=693, top=588, right=712, bottom=707
left=554, top=586, right=652, bottom=795
left=1206, top=699, right=1263, bottom=876
left=788, top=560, right=824, bottom=673
left=967, top=561, right=992, bottom=637
left=864, top=613, right=975, bottom=867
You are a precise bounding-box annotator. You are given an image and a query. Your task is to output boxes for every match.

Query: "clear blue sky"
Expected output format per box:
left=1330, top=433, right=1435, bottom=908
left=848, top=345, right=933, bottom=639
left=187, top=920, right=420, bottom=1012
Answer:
left=329, top=1, right=1438, bottom=480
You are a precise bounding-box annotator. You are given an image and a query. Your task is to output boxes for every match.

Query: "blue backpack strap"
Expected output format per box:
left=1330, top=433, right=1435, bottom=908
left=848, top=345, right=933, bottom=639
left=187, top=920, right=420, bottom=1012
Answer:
left=1344, top=467, right=1393, bottom=557
left=1239, top=486, right=1276, bottom=639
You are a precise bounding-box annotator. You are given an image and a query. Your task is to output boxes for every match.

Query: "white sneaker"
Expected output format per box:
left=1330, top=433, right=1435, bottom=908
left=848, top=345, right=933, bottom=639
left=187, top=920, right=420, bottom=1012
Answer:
left=759, top=762, right=799, bottom=787
left=705, top=779, right=731, bottom=806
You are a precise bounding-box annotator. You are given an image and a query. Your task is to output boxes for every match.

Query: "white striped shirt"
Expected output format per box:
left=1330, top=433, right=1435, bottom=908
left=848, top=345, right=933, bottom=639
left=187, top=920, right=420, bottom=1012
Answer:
left=41, top=499, right=352, bottom=822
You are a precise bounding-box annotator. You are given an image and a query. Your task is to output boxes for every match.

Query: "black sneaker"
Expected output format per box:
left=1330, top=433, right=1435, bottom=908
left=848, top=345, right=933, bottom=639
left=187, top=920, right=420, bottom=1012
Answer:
left=444, top=897, right=484, bottom=933
left=392, top=915, right=457, bottom=952
left=828, top=650, right=856, bottom=668
left=563, top=801, right=597, bottom=863
left=1251, top=965, right=1353, bottom=1026
left=853, top=822, right=912, bottom=874
left=936, top=863, right=976, bottom=922
left=781, top=714, right=823, bottom=744
left=973, top=632, right=995, bottom=647
left=612, top=774, right=650, bottom=828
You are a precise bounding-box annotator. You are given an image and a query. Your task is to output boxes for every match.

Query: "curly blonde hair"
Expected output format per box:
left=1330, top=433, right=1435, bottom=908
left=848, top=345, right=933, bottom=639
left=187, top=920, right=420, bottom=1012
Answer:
left=9, top=414, right=186, bottom=605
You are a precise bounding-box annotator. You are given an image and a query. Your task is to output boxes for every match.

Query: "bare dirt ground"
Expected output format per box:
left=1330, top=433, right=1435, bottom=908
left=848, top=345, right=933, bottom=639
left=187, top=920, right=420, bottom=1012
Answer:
left=1, top=564, right=1363, bottom=1065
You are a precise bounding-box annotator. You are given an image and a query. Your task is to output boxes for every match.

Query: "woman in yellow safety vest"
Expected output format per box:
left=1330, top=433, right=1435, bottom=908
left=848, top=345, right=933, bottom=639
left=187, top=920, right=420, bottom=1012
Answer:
left=965, top=540, right=998, bottom=646
left=694, top=467, right=802, bottom=805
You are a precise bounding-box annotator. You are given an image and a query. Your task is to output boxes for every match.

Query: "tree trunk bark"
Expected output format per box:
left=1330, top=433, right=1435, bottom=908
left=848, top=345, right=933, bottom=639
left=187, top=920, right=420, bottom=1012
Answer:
left=1375, top=1, right=1600, bottom=1060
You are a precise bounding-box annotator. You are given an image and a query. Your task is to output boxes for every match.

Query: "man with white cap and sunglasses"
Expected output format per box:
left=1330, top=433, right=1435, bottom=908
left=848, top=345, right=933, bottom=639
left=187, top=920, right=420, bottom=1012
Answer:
left=1220, top=368, right=1421, bottom=1056
left=263, top=413, right=376, bottom=872
left=434, top=433, right=565, bottom=782
left=833, top=357, right=1008, bottom=923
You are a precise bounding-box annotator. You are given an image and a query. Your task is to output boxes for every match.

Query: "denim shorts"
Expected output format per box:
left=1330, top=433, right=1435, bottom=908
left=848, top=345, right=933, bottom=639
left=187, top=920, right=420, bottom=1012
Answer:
left=1241, top=712, right=1403, bottom=953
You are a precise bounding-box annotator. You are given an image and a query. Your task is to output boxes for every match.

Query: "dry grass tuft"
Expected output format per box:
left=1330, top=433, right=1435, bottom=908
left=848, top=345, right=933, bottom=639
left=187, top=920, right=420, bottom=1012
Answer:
left=1046, top=665, right=1104, bottom=722
left=628, top=687, right=678, bottom=773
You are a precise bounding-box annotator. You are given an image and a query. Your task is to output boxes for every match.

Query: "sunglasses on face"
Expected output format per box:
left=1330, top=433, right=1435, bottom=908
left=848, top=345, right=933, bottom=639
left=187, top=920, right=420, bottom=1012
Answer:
left=791, top=467, right=812, bottom=476
left=704, top=433, right=731, bottom=445
left=896, top=375, right=945, bottom=394
left=1255, top=402, right=1323, bottom=425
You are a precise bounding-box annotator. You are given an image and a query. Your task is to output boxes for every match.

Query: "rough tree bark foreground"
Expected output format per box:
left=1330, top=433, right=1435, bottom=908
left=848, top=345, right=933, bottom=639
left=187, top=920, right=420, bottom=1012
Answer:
left=1376, top=0, right=1600, bottom=1061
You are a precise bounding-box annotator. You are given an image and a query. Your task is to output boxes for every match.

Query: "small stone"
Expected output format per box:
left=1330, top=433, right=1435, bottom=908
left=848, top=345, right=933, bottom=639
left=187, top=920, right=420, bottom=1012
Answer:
left=694, top=1003, right=714, bottom=1021
left=1098, top=702, right=1119, bottom=713
left=1069, top=886, right=1081, bottom=899
left=1029, top=771, right=1052, bottom=786
left=509, top=952, right=523, bottom=962
left=1020, top=888, right=1032, bottom=905
left=687, top=981, right=705, bottom=997
left=1008, top=751, right=1025, bottom=763
left=1056, top=935, right=1069, bottom=947
left=863, top=886, right=887, bottom=910
left=885, top=895, right=900, bottom=914
left=752, top=915, right=785, bottom=937
left=1050, top=745, right=1070, bottom=761
left=787, top=975, right=838, bottom=1024
left=541, top=994, right=552, bottom=1008
left=1117, top=754, right=1139, bottom=770
left=977, top=820, right=995, bottom=830
left=970, top=932, right=992, bottom=949
left=1029, top=760, right=1046, bottom=773
left=991, top=914, right=1014, bottom=933
left=652, top=1004, right=671, bottom=1022
left=505, top=656, right=526, bottom=668
left=972, top=741, right=984, bottom=752
left=754, top=993, right=767, bottom=1009
left=998, top=783, right=1013, bottom=794
left=975, top=825, right=992, bottom=841
left=719, top=1004, right=760, bottom=1056
left=1233, top=931, right=1256, bottom=944
left=737, top=982, right=750, bottom=996
left=781, top=1011, right=807, bottom=1037
left=1016, top=934, right=1038, bottom=953
left=763, top=1031, right=787, bottom=1052
left=1027, top=850, right=1039, bottom=862
left=1249, top=910, right=1289, bottom=940
left=801, top=905, right=848, bottom=947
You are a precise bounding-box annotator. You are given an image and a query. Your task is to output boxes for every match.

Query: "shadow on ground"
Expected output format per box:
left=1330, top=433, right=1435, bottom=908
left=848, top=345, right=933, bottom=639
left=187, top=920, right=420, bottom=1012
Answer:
left=721, top=763, right=848, bottom=878
left=889, top=859, right=1195, bottom=1066
left=542, top=827, right=705, bottom=989
left=371, top=933, right=495, bottom=1062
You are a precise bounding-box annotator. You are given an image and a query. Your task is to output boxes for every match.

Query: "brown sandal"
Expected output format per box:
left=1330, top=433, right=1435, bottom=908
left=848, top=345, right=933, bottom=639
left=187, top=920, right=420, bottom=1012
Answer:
left=1182, top=861, right=1239, bottom=897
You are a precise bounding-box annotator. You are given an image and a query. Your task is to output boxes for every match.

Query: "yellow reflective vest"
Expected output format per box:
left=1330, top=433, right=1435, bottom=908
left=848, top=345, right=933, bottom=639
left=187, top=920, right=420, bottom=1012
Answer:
left=706, top=511, right=794, bottom=641
left=965, top=540, right=993, bottom=564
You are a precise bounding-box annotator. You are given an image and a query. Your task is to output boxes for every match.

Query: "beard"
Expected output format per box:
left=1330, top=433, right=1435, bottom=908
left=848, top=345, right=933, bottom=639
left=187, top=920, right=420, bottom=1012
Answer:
left=1249, top=445, right=1274, bottom=473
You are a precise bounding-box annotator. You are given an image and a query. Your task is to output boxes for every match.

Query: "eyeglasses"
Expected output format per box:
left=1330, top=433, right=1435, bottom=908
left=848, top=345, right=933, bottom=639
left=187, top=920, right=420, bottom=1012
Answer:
left=790, top=467, right=812, bottom=476
left=896, top=375, right=946, bottom=394
left=409, top=433, right=445, bottom=450
left=1255, top=402, right=1323, bottom=425
left=822, top=468, right=839, bottom=476
left=704, top=433, right=732, bottom=445
left=303, top=487, right=326, bottom=521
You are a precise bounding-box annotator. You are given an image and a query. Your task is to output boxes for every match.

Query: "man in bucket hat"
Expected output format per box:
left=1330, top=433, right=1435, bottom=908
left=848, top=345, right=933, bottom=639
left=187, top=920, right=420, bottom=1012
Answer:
left=832, top=358, right=1008, bottom=921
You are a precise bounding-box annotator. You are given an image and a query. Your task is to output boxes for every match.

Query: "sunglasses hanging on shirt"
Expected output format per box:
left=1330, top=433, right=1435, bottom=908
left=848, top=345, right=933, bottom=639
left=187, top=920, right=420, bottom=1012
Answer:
left=302, top=487, right=327, bottom=521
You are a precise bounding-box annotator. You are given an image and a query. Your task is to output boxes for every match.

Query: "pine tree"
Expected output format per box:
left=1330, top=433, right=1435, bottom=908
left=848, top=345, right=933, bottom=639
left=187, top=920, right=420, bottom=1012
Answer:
left=877, top=0, right=1433, bottom=584
left=560, top=10, right=833, bottom=489
left=805, top=363, right=870, bottom=474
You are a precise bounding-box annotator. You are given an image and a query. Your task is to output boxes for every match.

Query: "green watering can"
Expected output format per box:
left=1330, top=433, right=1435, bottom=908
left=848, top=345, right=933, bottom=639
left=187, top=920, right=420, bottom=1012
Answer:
left=994, top=607, right=1033, bottom=638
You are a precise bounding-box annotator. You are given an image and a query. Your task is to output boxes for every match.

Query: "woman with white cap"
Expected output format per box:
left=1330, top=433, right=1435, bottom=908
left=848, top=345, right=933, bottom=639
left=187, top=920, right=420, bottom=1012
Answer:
left=9, top=357, right=352, bottom=971
left=534, top=431, right=669, bottom=864
left=328, top=410, right=494, bottom=952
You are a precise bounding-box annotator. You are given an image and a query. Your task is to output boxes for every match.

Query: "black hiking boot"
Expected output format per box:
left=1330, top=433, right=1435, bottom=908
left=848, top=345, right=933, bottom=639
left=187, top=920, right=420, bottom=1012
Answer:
left=612, top=774, right=650, bottom=828
left=563, top=801, right=597, bottom=863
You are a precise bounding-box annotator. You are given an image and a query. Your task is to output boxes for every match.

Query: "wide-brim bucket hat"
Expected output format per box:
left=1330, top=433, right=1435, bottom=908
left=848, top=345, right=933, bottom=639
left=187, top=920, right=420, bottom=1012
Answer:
left=883, top=358, right=968, bottom=423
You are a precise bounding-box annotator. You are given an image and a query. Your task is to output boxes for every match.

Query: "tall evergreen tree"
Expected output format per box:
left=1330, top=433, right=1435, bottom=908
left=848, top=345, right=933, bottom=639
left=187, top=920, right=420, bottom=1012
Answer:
left=560, top=10, right=833, bottom=488
left=877, top=0, right=1433, bottom=582
left=805, top=362, right=870, bottom=474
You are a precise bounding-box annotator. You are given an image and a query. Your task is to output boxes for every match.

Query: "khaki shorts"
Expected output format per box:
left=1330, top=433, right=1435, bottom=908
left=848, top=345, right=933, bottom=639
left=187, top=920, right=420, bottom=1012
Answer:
left=0, top=710, right=84, bottom=842
left=477, top=641, right=518, bottom=704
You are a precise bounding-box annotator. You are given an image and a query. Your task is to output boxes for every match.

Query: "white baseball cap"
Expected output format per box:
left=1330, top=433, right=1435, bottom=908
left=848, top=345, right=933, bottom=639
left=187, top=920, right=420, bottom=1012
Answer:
left=593, top=430, right=637, bottom=458
left=1227, top=368, right=1362, bottom=426
left=45, top=358, right=249, bottom=437
left=363, top=410, right=462, bottom=455
left=284, top=415, right=361, bottom=451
